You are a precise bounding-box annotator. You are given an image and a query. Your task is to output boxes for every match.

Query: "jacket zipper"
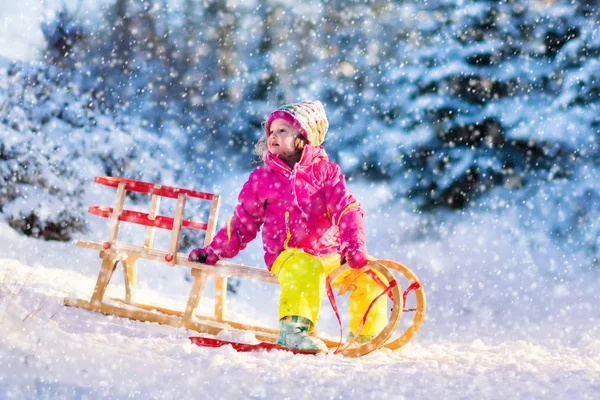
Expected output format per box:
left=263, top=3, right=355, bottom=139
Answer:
left=283, top=211, right=291, bottom=250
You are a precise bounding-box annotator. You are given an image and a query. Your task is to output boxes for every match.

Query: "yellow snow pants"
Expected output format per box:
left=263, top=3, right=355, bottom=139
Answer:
left=271, top=249, right=388, bottom=336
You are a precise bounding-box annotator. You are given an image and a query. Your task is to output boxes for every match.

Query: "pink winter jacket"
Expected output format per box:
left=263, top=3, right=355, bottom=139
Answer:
left=206, top=145, right=366, bottom=270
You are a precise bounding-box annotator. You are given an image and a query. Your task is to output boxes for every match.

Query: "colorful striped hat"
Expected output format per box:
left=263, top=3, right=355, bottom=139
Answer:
left=265, top=101, right=329, bottom=146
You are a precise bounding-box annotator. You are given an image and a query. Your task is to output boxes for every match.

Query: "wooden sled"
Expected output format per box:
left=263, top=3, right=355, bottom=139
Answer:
left=64, top=176, right=426, bottom=357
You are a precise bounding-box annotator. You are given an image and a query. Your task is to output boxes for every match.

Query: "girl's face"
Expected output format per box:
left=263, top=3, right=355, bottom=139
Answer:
left=267, top=119, right=303, bottom=161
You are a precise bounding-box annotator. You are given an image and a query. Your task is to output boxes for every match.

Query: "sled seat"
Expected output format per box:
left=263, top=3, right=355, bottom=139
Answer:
left=64, top=176, right=282, bottom=343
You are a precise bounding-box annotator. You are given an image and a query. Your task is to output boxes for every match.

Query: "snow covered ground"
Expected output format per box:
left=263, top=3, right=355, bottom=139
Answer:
left=1, top=180, right=598, bottom=399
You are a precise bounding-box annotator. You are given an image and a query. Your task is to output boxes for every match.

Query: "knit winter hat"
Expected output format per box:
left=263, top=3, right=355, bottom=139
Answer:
left=265, top=101, right=329, bottom=146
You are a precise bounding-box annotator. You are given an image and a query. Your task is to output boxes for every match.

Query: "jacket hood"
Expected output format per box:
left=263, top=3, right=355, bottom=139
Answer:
left=264, top=144, right=329, bottom=176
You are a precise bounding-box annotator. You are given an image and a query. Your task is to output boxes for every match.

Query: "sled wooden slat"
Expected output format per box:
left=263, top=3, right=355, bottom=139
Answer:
left=63, top=298, right=279, bottom=343
left=167, top=194, right=187, bottom=265
left=109, top=298, right=281, bottom=337
left=94, top=176, right=215, bottom=200
left=214, top=276, right=227, bottom=321
left=143, top=195, right=161, bottom=249
left=65, top=297, right=185, bottom=328
left=107, top=182, right=126, bottom=244
left=183, top=269, right=208, bottom=322
left=88, top=206, right=209, bottom=231
left=74, top=240, right=278, bottom=283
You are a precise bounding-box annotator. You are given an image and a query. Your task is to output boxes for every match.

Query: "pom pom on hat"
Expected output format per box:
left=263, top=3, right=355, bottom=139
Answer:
left=265, top=101, right=329, bottom=146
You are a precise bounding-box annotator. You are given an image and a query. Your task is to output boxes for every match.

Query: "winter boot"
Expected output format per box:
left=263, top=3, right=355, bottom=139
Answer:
left=276, top=316, right=328, bottom=353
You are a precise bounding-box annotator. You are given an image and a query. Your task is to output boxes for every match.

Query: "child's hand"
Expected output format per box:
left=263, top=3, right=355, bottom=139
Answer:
left=344, top=246, right=368, bottom=269
left=188, top=247, right=219, bottom=265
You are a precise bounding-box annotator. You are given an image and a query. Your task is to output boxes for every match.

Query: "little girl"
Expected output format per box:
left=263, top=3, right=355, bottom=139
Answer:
left=189, top=101, right=387, bottom=352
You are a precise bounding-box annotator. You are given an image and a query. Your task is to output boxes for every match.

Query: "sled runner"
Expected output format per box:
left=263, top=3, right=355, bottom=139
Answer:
left=64, top=176, right=426, bottom=357
left=188, top=336, right=321, bottom=355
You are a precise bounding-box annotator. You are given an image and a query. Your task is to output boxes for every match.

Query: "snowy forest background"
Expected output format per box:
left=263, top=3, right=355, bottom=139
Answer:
left=2, top=0, right=599, bottom=267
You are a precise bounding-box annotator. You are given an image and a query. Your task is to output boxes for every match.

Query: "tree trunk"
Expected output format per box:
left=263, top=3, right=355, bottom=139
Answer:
left=113, top=0, right=132, bottom=73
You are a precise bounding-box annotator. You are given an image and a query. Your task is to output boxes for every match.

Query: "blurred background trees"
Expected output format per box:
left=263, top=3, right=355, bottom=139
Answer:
left=2, top=0, right=598, bottom=242
left=44, top=0, right=597, bottom=203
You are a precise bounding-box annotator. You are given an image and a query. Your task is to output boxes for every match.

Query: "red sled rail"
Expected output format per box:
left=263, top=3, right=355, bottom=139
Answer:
left=89, top=206, right=208, bottom=231
left=94, top=176, right=215, bottom=200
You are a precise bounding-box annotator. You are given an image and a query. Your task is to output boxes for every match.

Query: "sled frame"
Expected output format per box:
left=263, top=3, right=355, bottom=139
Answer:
left=64, top=176, right=426, bottom=356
